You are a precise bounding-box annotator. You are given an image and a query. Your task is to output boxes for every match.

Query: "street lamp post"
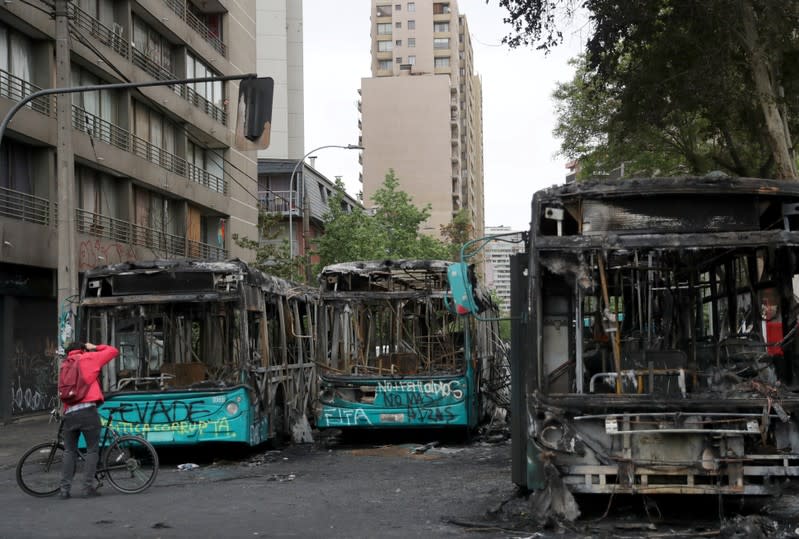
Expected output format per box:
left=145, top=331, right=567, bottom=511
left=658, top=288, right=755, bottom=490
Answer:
left=288, top=144, right=363, bottom=259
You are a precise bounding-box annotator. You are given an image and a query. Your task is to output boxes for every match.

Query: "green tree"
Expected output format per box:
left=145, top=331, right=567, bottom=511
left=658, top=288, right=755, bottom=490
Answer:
left=496, top=0, right=799, bottom=179
left=314, top=170, right=450, bottom=270
left=232, top=211, right=304, bottom=281
left=440, top=208, right=474, bottom=260
left=553, top=56, right=710, bottom=178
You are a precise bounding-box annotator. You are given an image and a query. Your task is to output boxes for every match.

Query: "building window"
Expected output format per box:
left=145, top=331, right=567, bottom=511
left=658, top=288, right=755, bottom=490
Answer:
left=377, top=40, right=393, bottom=52
left=434, top=57, right=450, bottom=68
left=376, top=4, right=392, bottom=17
left=133, top=16, right=174, bottom=74
left=378, top=59, right=392, bottom=71
left=407, top=20, right=416, bottom=30
left=395, top=56, right=402, bottom=64
left=434, top=37, right=450, bottom=49
left=395, top=3, right=401, bottom=10
left=395, top=21, right=401, bottom=28
left=408, top=37, right=416, bottom=47
left=187, top=141, right=225, bottom=193
left=408, top=55, right=416, bottom=65
left=186, top=52, right=224, bottom=109
left=433, top=3, right=451, bottom=15
left=133, top=101, right=178, bottom=168
left=408, top=2, right=416, bottom=11
left=187, top=2, right=223, bottom=41
left=434, top=22, right=450, bottom=32
left=71, top=66, right=117, bottom=141
left=0, top=139, right=32, bottom=193
left=377, top=23, right=392, bottom=35
left=395, top=39, right=402, bottom=46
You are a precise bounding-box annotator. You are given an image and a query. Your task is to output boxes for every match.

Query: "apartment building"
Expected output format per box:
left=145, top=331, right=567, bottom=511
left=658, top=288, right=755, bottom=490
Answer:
left=484, top=225, right=524, bottom=313
left=0, top=0, right=257, bottom=420
left=255, top=0, right=364, bottom=271
left=256, top=0, right=303, bottom=160
left=360, top=0, right=484, bottom=240
left=256, top=159, right=360, bottom=273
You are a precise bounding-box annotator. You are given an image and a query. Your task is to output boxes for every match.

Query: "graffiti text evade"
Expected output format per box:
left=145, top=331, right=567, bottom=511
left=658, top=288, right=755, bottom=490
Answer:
left=105, top=400, right=238, bottom=438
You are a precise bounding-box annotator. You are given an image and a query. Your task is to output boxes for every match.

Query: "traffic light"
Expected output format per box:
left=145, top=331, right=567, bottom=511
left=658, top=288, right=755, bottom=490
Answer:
left=235, top=77, right=274, bottom=150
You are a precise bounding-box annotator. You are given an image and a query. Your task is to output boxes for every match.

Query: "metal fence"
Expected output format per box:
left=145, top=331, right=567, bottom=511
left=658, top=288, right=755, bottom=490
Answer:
left=0, top=186, right=52, bottom=225
left=72, top=106, right=227, bottom=194
left=75, top=208, right=227, bottom=260
left=162, top=0, right=227, bottom=57
left=69, top=3, right=129, bottom=58
left=0, top=71, right=54, bottom=117
left=70, top=3, right=226, bottom=125
left=259, top=190, right=295, bottom=213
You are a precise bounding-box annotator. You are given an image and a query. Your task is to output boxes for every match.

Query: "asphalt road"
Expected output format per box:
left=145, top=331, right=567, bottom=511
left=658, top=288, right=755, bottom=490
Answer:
left=1, top=431, right=519, bottom=539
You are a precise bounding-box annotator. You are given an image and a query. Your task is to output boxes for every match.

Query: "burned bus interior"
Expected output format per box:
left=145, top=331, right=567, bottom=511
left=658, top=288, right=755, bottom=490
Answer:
left=79, top=260, right=314, bottom=395
left=515, top=177, right=799, bottom=496
left=317, top=260, right=471, bottom=378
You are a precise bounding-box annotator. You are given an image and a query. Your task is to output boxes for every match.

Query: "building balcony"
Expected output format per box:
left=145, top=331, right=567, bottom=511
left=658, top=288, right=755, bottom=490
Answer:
left=0, top=186, right=52, bottom=226
left=0, top=70, right=55, bottom=118
left=0, top=187, right=227, bottom=262
left=258, top=190, right=297, bottom=215
left=162, top=0, right=227, bottom=57
left=70, top=3, right=227, bottom=125
left=76, top=209, right=227, bottom=260
left=72, top=106, right=227, bottom=194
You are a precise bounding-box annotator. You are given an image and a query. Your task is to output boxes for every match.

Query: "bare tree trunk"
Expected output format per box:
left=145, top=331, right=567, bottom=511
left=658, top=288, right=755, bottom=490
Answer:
left=740, top=0, right=797, bottom=179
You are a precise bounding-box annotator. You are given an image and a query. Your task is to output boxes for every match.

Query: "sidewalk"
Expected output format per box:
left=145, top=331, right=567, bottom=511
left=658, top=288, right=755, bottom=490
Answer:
left=0, top=412, right=57, bottom=470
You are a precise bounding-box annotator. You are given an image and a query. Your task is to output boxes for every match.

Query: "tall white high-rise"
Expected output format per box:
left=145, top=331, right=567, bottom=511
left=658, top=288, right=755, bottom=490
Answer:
left=484, top=226, right=525, bottom=313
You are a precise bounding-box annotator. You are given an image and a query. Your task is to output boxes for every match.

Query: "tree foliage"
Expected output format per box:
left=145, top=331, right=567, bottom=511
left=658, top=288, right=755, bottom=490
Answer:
left=497, top=0, right=799, bottom=179
left=314, top=170, right=452, bottom=270
left=232, top=211, right=304, bottom=281
left=440, top=208, right=474, bottom=260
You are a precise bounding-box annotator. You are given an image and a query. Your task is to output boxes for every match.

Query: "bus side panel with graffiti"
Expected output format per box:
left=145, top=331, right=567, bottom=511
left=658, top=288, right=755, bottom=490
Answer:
left=77, top=259, right=316, bottom=446
left=315, top=260, right=508, bottom=431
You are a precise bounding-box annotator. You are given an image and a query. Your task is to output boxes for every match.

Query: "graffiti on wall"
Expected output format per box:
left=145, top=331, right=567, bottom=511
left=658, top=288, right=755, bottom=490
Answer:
left=79, top=239, right=137, bottom=270
left=10, top=339, right=58, bottom=414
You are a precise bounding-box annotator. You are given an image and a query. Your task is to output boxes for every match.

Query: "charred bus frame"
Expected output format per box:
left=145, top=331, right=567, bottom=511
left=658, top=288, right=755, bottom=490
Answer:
left=77, top=259, right=316, bottom=446
left=512, top=177, right=799, bottom=499
left=315, top=260, right=508, bottom=431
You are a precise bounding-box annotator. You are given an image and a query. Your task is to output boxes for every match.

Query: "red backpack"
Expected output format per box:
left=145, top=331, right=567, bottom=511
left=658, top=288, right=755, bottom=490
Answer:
left=58, top=354, right=92, bottom=405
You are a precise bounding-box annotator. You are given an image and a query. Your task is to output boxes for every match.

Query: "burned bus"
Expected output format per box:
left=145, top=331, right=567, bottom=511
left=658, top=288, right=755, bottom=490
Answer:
left=511, top=176, right=799, bottom=502
left=76, top=259, right=316, bottom=446
left=314, top=260, right=508, bottom=432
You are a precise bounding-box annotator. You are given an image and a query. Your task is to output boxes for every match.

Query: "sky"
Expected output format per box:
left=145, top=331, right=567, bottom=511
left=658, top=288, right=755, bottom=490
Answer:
left=302, top=1, right=586, bottom=231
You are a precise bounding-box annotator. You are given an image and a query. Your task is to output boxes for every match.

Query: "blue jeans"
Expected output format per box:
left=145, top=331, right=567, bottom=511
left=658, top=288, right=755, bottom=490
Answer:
left=59, top=406, right=101, bottom=493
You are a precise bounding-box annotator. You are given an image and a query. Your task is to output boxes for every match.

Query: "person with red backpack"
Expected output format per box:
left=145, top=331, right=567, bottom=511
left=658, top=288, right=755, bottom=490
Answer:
left=58, top=341, right=119, bottom=500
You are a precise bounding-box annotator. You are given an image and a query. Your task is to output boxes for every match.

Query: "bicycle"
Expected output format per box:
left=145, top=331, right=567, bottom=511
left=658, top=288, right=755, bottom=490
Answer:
left=16, top=406, right=159, bottom=497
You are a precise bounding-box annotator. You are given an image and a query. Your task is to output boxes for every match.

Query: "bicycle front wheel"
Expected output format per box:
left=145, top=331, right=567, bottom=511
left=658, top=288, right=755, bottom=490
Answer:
left=103, top=436, right=159, bottom=494
left=16, top=442, right=65, bottom=497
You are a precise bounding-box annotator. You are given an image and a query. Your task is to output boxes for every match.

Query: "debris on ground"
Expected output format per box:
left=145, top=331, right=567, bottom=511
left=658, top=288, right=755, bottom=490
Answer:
left=291, top=414, right=314, bottom=444
left=528, top=460, right=580, bottom=524
left=412, top=441, right=439, bottom=454
left=242, top=450, right=283, bottom=467
left=266, top=473, right=296, bottom=482
left=177, top=463, right=199, bottom=471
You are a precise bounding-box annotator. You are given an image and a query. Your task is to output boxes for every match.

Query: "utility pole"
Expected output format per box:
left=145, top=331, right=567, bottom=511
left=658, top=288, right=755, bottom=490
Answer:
left=55, top=0, right=77, bottom=350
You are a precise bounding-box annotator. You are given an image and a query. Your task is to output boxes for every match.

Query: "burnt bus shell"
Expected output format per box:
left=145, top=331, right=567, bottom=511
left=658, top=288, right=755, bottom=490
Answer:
left=512, top=176, right=799, bottom=496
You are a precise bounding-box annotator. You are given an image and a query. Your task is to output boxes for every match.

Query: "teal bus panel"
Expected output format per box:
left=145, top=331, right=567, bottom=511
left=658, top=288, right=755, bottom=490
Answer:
left=316, top=376, right=474, bottom=429
left=97, top=386, right=268, bottom=446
